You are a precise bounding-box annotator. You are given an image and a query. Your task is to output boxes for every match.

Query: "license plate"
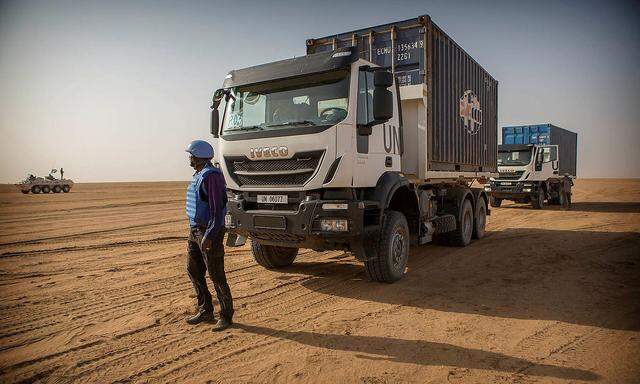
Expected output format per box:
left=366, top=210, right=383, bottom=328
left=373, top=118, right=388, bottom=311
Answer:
left=257, top=194, right=288, bottom=204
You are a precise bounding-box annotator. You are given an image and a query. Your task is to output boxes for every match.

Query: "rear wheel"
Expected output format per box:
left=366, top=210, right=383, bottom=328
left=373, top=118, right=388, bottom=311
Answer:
left=52, top=186, right=62, bottom=193
left=364, top=210, right=409, bottom=283
left=42, top=185, right=51, bottom=193
left=447, top=199, right=474, bottom=247
left=31, top=186, right=41, bottom=194
left=489, top=196, right=502, bottom=208
left=532, top=188, right=545, bottom=209
left=62, top=185, right=71, bottom=193
left=251, top=241, right=298, bottom=269
left=473, top=197, right=487, bottom=239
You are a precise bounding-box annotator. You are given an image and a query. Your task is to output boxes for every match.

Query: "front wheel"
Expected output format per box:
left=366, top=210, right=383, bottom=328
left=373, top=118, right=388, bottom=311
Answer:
left=251, top=241, right=298, bottom=269
left=532, top=188, right=545, bottom=209
left=364, top=210, right=409, bottom=283
left=489, top=196, right=502, bottom=208
left=62, top=185, right=71, bottom=193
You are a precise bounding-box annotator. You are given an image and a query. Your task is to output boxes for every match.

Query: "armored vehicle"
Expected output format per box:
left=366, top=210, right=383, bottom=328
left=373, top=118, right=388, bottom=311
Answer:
left=16, top=169, right=74, bottom=194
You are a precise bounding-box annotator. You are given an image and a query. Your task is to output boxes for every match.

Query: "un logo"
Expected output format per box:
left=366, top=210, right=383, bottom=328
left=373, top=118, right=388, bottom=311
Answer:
left=459, top=90, right=482, bottom=135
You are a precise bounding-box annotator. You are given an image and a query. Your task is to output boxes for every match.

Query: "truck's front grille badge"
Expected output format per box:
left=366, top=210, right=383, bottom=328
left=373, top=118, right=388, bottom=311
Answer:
left=224, top=150, right=324, bottom=187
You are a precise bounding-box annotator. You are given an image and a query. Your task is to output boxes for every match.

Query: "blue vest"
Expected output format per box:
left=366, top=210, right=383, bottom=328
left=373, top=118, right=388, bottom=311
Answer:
left=186, top=165, right=217, bottom=227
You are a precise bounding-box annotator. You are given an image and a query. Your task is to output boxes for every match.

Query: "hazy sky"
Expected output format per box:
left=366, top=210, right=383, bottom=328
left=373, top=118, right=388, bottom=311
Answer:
left=1, top=0, right=639, bottom=182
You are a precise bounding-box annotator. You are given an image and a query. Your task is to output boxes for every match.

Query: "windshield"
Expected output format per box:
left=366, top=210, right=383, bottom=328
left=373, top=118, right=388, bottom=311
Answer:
left=498, top=149, right=532, bottom=166
left=222, top=70, right=349, bottom=136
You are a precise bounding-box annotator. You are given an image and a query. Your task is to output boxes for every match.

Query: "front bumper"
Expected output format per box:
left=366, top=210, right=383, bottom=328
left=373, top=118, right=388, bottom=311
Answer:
left=225, top=191, right=366, bottom=251
left=486, top=180, right=538, bottom=199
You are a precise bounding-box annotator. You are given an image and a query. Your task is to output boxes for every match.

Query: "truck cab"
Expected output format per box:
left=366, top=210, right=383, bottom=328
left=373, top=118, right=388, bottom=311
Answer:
left=209, top=16, right=498, bottom=283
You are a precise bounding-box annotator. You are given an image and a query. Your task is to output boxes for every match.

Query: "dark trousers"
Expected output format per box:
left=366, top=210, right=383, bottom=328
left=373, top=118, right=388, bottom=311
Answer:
left=187, top=226, right=234, bottom=320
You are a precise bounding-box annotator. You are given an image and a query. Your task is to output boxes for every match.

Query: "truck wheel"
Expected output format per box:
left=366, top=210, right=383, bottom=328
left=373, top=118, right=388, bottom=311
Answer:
left=447, top=199, right=474, bottom=247
left=364, top=210, right=409, bottom=283
left=42, top=186, right=51, bottom=193
left=251, top=241, right=298, bottom=269
left=489, top=196, right=502, bottom=208
left=52, top=186, right=62, bottom=193
left=62, top=185, right=71, bottom=193
left=532, top=189, right=545, bottom=209
left=473, top=198, right=487, bottom=239
left=31, top=186, right=41, bottom=194
left=560, top=190, right=572, bottom=210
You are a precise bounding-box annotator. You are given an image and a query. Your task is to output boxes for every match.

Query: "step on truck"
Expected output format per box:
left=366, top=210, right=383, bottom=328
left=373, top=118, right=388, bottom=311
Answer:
left=210, top=16, right=498, bottom=282
left=487, top=124, right=577, bottom=209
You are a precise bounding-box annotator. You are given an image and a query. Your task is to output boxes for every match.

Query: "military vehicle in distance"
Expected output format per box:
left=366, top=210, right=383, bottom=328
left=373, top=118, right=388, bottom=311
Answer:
left=16, top=169, right=74, bottom=194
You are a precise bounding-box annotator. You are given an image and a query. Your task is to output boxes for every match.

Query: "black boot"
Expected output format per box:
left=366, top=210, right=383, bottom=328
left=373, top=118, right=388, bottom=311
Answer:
left=186, top=311, right=215, bottom=325
left=211, top=317, right=232, bottom=331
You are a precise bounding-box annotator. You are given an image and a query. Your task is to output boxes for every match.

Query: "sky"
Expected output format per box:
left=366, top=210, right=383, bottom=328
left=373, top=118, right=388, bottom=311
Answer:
left=1, top=0, right=639, bottom=182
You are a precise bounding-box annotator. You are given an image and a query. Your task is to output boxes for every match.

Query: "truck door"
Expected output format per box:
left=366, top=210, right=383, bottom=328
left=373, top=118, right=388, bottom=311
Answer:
left=534, top=145, right=558, bottom=179
left=353, top=67, right=401, bottom=187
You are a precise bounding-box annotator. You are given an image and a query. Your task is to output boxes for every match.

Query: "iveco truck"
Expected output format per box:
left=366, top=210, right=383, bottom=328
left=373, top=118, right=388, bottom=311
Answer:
left=210, top=16, right=498, bottom=282
left=487, top=124, right=577, bottom=209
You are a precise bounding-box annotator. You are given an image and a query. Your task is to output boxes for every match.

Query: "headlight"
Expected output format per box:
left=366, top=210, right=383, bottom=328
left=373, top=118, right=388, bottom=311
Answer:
left=523, top=188, right=531, bottom=192
left=320, top=218, right=348, bottom=232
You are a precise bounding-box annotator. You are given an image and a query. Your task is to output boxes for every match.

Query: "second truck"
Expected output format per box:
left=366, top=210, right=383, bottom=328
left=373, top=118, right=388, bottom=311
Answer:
left=487, top=124, right=577, bottom=209
left=210, top=16, right=498, bottom=282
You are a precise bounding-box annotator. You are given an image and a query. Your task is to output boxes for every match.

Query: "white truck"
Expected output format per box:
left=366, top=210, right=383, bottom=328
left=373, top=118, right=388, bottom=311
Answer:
left=211, top=16, right=498, bottom=282
left=487, top=124, right=577, bottom=209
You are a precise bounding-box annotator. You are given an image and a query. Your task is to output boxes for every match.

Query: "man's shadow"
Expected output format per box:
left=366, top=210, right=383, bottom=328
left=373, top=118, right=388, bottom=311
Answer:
left=236, top=323, right=598, bottom=381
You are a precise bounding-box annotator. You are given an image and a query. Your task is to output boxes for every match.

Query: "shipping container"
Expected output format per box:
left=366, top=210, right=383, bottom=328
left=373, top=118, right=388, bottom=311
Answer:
left=502, top=124, right=577, bottom=176
left=306, top=15, right=498, bottom=177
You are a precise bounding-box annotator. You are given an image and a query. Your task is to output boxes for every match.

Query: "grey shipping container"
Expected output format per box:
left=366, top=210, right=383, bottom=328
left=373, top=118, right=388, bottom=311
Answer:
left=502, top=124, right=578, bottom=176
left=307, top=15, right=498, bottom=176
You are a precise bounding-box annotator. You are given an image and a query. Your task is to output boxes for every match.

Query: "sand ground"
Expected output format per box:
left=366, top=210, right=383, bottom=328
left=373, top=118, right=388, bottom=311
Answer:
left=0, top=179, right=638, bottom=383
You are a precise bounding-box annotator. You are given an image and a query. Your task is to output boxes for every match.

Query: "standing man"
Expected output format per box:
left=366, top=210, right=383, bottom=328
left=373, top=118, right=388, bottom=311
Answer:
left=184, top=140, right=233, bottom=331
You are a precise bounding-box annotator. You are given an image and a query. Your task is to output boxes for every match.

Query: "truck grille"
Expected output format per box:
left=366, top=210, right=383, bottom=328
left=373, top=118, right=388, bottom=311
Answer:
left=225, top=151, right=324, bottom=187
left=498, top=171, right=524, bottom=180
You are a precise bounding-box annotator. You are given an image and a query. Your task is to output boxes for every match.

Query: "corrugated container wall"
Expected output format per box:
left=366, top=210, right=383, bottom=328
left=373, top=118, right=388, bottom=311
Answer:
left=502, top=124, right=577, bottom=176
left=306, top=15, right=498, bottom=175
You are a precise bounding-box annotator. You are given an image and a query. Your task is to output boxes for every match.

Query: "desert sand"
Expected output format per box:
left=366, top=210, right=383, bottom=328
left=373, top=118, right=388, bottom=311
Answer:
left=0, top=179, right=638, bottom=383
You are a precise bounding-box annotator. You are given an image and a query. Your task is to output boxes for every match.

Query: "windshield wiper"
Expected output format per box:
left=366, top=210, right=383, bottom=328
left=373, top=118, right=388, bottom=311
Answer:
left=225, top=125, right=265, bottom=132
left=266, top=120, right=316, bottom=128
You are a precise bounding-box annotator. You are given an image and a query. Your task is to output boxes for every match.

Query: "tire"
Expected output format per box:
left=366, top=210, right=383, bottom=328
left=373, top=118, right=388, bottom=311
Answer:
left=473, top=197, right=487, bottom=240
left=447, top=199, right=474, bottom=247
left=42, top=186, right=51, bottom=194
left=52, top=186, right=62, bottom=193
left=31, top=186, right=42, bottom=194
left=250, top=241, right=298, bottom=269
left=62, top=185, right=71, bottom=193
left=560, top=190, right=572, bottom=210
left=21, top=190, right=29, bottom=194
left=489, top=196, right=502, bottom=208
left=364, top=210, right=409, bottom=283
left=532, top=188, right=545, bottom=210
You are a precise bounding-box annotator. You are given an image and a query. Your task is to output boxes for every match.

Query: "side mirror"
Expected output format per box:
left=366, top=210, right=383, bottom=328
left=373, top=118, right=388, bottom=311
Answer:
left=212, top=89, right=224, bottom=110
left=372, top=87, right=393, bottom=121
left=211, top=108, right=220, bottom=138
left=374, top=70, right=393, bottom=87
left=372, top=70, right=394, bottom=122
left=535, top=152, right=543, bottom=171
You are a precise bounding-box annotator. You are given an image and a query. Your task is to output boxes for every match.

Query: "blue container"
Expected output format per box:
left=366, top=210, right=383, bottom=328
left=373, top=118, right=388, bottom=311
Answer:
left=501, top=124, right=578, bottom=176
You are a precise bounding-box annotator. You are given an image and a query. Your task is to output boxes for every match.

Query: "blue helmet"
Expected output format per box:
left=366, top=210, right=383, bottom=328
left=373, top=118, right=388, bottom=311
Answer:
left=185, top=140, right=214, bottom=159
